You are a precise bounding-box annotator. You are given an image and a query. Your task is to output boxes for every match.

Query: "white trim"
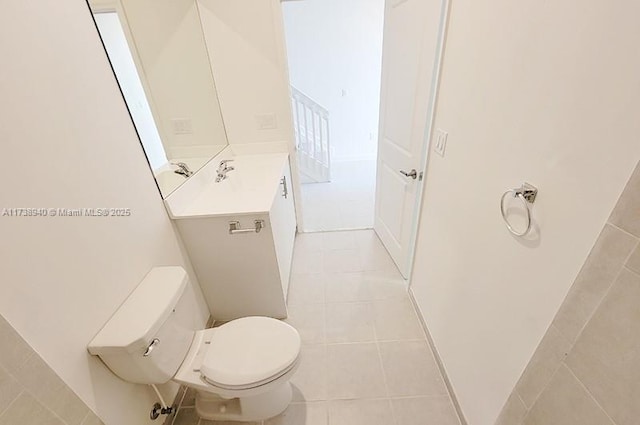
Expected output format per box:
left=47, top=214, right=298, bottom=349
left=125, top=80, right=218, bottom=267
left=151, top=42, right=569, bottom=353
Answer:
left=408, top=286, right=468, bottom=425
left=272, top=0, right=306, bottom=232
left=406, top=0, right=451, bottom=286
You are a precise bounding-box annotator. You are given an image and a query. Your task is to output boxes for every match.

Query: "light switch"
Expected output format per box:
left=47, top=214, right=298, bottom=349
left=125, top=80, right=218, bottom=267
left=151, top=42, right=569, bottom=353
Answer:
left=434, top=129, right=448, bottom=157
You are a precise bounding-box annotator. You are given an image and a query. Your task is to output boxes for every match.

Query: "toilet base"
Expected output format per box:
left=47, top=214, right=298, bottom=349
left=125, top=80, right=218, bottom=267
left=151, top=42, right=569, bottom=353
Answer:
left=195, top=381, right=293, bottom=422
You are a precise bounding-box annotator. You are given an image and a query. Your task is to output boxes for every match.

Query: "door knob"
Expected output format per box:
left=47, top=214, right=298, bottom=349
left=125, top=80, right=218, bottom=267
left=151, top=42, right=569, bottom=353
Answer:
left=399, top=169, right=418, bottom=180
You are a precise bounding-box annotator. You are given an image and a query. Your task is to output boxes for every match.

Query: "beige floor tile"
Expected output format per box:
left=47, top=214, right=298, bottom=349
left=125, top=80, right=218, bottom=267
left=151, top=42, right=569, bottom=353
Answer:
left=326, top=343, right=387, bottom=399
left=323, top=249, right=362, bottom=273
left=295, top=233, right=324, bottom=253
left=523, top=365, right=614, bottom=425
left=173, top=407, right=199, bottom=425
left=46, top=385, right=89, bottom=425
left=391, top=396, right=460, bottom=425
left=80, top=412, right=105, bottom=425
left=609, top=162, right=640, bottom=237
left=363, top=270, right=408, bottom=300
left=285, top=304, right=326, bottom=345
left=552, top=224, right=637, bottom=342
left=291, top=345, right=328, bottom=402
left=265, top=402, right=327, bottom=425
left=292, top=249, right=324, bottom=275
left=301, top=160, right=375, bottom=232
left=372, top=299, right=425, bottom=341
left=11, top=353, right=89, bottom=425
left=0, top=364, right=21, bottom=414
left=515, top=324, right=571, bottom=408
left=322, top=232, right=358, bottom=251
left=626, top=243, right=640, bottom=274
left=325, top=303, right=375, bottom=343
left=565, top=268, right=640, bottom=425
left=494, top=392, right=527, bottom=425
left=328, top=399, right=394, bottom=425
left=325, top=273, right=372, bottom=303
left=379, top=341, right=448, bottom=397
left=288, top=274, right=326, bottom=305
left=0, top=316, right=34, bottom=372
left=360, top=243, right=398, bottom=273
left=0, top=392, right=64, bottom=425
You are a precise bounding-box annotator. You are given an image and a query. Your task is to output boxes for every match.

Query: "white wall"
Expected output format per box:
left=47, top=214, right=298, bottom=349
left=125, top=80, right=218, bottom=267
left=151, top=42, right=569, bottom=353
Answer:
left=94, top=12, right=168, bottom=171
left=0, top=1, right=209, bottom=425
left=282, top=0, right=384, bottom=162
left=410, top=2, right=640, bottom=425
left=197, top=0, right=294, bottom=146
left=119, top=0, right=228, bottom=159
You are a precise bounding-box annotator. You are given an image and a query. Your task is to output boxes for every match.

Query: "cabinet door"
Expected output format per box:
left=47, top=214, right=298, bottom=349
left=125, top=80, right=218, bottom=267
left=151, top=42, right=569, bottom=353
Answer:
left=270, top=160, right=297, bottom=298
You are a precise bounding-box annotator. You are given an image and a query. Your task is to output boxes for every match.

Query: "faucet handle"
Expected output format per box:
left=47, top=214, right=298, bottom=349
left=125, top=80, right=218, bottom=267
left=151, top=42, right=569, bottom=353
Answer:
left=219, top=159, right=234, bottom=167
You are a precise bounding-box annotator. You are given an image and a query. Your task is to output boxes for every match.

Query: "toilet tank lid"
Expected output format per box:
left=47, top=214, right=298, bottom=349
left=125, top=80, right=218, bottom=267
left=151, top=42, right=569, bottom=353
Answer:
left=87, top=266, right=188, bottom=355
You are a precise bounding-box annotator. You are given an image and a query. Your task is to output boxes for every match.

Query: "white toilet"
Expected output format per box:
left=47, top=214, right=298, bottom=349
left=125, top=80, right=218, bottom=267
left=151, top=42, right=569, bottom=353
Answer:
left=87, top=266, right=301, bottom=422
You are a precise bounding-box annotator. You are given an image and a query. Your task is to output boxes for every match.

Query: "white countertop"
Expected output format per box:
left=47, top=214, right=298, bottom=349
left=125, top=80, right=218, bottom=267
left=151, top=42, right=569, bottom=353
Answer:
left=165, top=152, right=289, bottom=219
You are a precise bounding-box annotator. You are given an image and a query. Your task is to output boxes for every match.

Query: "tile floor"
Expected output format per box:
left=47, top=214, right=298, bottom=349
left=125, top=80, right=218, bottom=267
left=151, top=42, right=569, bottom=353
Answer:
left=171, top=230, right=461, bottom=425
left=301, top=160, right=376, bottom=231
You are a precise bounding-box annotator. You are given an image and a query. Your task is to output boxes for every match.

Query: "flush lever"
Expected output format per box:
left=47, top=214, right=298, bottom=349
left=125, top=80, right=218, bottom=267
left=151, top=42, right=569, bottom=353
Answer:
left=399, top=169, right=418, bottom=180
left=143, top=338, right=160, bottom=357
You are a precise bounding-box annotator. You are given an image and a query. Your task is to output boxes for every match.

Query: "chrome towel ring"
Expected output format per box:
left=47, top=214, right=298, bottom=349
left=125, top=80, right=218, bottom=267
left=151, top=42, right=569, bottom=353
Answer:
left=500, top=183, right=538, bottom=237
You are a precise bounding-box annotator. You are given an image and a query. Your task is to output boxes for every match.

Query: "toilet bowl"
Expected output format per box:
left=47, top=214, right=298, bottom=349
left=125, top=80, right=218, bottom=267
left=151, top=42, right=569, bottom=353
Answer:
left=174, top=317, right=301, bottom=421
left=87, top=266, right=301, bottom=422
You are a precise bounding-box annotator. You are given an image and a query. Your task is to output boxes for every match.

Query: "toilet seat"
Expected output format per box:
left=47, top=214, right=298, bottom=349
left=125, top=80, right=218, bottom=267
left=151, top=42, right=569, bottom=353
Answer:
left=200, top=317, right=301, bottom=390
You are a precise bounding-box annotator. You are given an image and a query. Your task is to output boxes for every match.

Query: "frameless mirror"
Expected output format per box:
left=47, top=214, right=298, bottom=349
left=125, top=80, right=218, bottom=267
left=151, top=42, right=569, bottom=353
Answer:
left=88, top=0, right=228, bottom=197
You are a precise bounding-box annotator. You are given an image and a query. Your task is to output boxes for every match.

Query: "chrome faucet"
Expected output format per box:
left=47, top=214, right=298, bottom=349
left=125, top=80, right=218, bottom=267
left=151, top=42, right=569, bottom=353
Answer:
left=215, top=159, right=235, bottom=182
left=172, top=162, right=193, bottom=178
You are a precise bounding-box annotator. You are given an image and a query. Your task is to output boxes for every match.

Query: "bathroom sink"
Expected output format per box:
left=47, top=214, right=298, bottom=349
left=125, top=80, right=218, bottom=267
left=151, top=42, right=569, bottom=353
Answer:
left=155, top=169, right=188, bottom=196
left=164, top=153, right=290, bottom=218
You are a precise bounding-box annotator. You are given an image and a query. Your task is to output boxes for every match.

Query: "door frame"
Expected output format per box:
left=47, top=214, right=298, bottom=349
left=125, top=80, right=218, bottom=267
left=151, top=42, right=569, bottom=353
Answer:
left=280, top=0, right=450, bottom=239
left=395, top=0, right=451, bottom=283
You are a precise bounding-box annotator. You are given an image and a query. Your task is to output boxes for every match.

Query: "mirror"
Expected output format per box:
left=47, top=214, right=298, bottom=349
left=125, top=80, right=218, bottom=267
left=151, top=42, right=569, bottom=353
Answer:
left=88, top=0, right=229, bottom=197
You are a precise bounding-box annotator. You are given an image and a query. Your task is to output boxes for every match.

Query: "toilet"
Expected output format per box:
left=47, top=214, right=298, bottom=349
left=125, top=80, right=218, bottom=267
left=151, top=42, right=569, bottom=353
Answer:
left=87, top=266, right=301, bottom=422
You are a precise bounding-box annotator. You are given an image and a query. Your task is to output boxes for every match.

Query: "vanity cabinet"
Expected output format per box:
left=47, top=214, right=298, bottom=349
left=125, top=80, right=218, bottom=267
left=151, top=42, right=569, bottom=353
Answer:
left=172, top=154, right=296, bottom=320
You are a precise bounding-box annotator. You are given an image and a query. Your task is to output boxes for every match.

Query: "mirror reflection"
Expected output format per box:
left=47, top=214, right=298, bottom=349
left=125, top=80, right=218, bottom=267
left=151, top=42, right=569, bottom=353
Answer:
left=89, top=0, right=229, bottom=197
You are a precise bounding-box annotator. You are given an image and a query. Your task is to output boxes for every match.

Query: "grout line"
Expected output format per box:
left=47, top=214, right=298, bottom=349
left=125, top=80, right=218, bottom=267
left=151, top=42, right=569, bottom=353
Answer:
left=515, top=325, right=571, bottom=412
left=23, top=387, right=73, bottom=425
left=80, top=410, right=91, bottom=425
left=607, top=221, right=640, bottom=241
left=408, top=288, right=468, bottom=425
left=564, top=364, right=618, bottom=425
left=571, top=265, right=627, bottom=346
left=0, top=390, right=24, bottom=420
left=371, top=306, right=399, bottom=425
left=623, top=265, right=640, bottom=277
left=509, top=234, right=639, bottom=420
left=521, top=264, right=630, bottom=418
left=321, top=338, right=426, bottom=347
left=623, top=239, right=640, bottom=265
left=514, top=390, right=528, bottom=412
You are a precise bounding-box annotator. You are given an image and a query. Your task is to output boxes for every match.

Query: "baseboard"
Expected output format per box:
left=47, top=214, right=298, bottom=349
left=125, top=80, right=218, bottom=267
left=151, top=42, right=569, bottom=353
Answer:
left=408, top=287, right=469, bottom=425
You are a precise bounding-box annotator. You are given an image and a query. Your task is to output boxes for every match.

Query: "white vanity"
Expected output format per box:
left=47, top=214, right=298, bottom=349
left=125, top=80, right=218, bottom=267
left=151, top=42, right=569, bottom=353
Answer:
left=91, top=0, right=298, bottom=320
left=165, top=151, right=296, bottom=320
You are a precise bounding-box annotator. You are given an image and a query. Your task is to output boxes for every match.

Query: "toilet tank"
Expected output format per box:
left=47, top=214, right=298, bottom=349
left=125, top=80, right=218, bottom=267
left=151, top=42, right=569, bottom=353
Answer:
left=87, top=266, right=198, bottom=384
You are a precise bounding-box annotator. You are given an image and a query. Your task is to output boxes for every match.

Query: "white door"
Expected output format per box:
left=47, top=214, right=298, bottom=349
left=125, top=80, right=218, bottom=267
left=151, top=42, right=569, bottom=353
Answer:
left=375, top=0, right=447, bottom=277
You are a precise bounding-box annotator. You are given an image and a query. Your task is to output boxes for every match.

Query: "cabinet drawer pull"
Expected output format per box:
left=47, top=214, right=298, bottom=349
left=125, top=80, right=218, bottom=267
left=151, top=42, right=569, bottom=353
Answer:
left=281, top=176, right=288, bottom=199
left=229, top=220, right=264, bottom=234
